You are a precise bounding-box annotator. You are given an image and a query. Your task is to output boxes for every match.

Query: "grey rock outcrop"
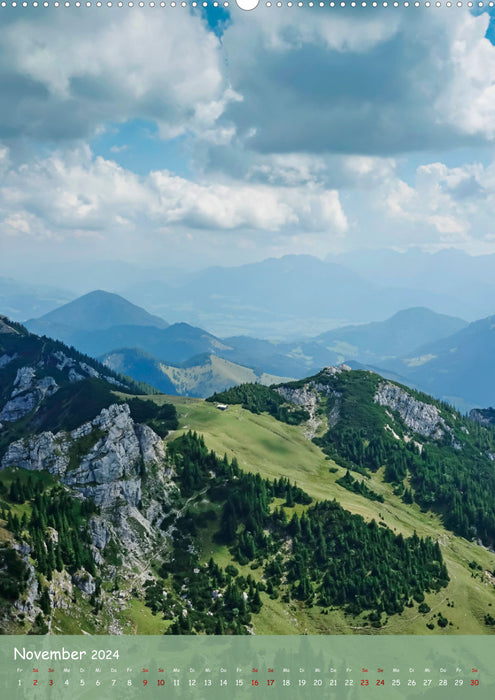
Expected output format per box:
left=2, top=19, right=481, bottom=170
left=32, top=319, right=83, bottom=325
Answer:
left=72, top=571, right=96, bottom=596
left=276, top=382, right=340, bottom=408
left=275, top=365, right=349, bottom=409
left=374, top=382, right=450, bottom=440
left=276, top=367, right=346, bottom=437
left=105, top=376, right=124, bottom=387
left=0, top=372, right=59, bottom=422
left=49, top=570, right=74, bottom=611
left=52, top=350, right=76, bottom=372
left=2, top=403, right=177, bottom=565
left=50, top=350, right=123, bottom=387
left=0, top=392, right=39, bottom=422
left=469, top=409, right=494, bottom=427
left=12, top=366, right=36, bottom=396
left=89, top=518, right=112, bottom=551
left=13, top=558, right=38, bottom=617
left=2, top=403, right=168, bottom=508
left=68, top=368, right=85, bottom=382
left=0, top=352, right=17, bottom=368
left=0, top=316, right=19, bottom=334
left=79, top=362, right=99, bottom=378
left=2, top=431, right=70, bottom=475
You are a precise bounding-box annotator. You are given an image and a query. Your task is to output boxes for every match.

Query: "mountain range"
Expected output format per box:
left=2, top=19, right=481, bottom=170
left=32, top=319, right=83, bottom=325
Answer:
left=314, top=307, right=467, bottom=362
left=7, top=250, right=495, bottom=338
left=119, top=254, right=465, bottom=338
left=1, top=318, right=494, bottom=636
left=26, top=289, right=168, bottom=336
left=23, top=290, right=495, bottom=408
left=327, top=248, right=495, bottom=321
left=389, top=314, right=495, bottom=411
left=101, top=349, right=292, bottom=398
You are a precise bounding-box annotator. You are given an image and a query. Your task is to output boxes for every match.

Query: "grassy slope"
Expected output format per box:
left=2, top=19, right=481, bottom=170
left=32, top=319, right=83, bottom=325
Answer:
left=158, top=354, right=292, bottom=398
left=4, top=391, right=494, bottom=636
left=150, top=395, right=495, bottom=635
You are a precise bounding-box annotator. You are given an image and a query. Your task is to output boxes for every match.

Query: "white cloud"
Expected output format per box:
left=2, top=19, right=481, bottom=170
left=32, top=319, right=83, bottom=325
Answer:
left=435, top=11, right=495, bottom=138
left=341, top=156, right=397, bottom=188
left=240, top=6, right=401, bottom=54
left=1, top=7, right=495, bottom=264
left=204, top=6, right=495, bottom=163
left=0, top=9, right=237, bottom=141
left=110, top=145, right=129, bottom=154
left=383, top=160, right=495, bottom=242
left=247, top=154, right=328, bottom=187
left=4, top=214, right=33, bottom=237
left=2, top=6, right=494, bottom=158
left=0, top=145, right=348, bottom=243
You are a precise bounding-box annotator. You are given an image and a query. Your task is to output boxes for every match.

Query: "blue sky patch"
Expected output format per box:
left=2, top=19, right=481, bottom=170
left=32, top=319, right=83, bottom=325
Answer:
left=91, top=119, right=191, bottom=178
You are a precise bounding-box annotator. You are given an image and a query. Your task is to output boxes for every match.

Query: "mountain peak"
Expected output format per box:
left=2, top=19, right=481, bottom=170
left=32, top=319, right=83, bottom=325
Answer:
left=26, top=290, right=168, bottom=333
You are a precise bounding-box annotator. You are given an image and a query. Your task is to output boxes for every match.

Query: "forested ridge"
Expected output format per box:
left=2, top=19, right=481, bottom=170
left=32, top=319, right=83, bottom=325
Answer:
left=314, top=371, right=495, bottom=546
left=212, top=370, right=495, bottom=548
left=207, top=383, right=309, bottom=425
left=160, top=431, right=449, bottom=633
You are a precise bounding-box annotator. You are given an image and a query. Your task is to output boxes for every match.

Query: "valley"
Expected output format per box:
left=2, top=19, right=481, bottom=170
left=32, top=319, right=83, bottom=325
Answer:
left=11, top=286, right=493, bottom=410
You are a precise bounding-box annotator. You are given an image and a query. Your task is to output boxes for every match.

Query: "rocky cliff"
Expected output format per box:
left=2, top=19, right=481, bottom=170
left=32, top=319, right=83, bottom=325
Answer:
left=0, top=318, right=183, bottom=632
left=374, top=381, right=451, bottom=440
left=0, top=367, right=59, bottom=422
left=0, top=349, right=125, bottom=425
left=276, top=368, right=348, bottom=437
left=2, top=403, right=177, bottom=563
left=470, top=407, right=495, bottom=427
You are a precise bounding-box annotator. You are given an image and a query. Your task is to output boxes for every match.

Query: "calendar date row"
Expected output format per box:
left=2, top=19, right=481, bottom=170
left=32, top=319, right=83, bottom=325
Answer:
left=24, top=678, right=481, bottom=688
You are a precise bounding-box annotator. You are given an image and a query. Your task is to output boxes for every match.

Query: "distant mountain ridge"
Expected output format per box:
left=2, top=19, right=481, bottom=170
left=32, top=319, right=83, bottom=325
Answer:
left=26, top=289, right=168, bottom=335
left=25, top=291, right=486, bottom=405
left=389, top=313, right=495, bottom=410
left=6, top=249, right=495, bottom=337
left=221, top=307, right=468, bottom=381
left=327, top=248, right=495, bottom=321
left=315, top=307, right=467, bottom=360
left=41, top=321, right=231, bottom=364
left=101, top=348, right=293, bottom=398
left=120, top=254, right=463, bottom=338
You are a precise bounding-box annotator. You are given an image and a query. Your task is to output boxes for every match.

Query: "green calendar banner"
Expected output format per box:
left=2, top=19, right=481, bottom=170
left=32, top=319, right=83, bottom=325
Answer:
left=0, top=636, right=493, bottom=700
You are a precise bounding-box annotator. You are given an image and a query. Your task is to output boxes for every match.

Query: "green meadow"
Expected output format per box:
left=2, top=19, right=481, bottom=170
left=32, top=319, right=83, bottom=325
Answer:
left=149, top=395, right=495, bottom=635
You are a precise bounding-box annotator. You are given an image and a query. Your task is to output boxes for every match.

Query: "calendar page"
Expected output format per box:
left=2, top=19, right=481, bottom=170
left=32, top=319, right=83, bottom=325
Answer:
left=0, top=635, right=493, bottom=698
left=0, top=2, right=494, bottom=699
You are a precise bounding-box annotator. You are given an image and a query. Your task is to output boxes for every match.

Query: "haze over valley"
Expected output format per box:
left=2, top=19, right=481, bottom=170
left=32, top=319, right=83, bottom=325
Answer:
left=3, top=268, right=491, bottom=411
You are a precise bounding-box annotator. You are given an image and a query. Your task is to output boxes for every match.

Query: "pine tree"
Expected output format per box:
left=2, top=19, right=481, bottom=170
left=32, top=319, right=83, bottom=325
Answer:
left=285, top=484, right=295, bottom=508
left=39, top=587, right=51, bottom=615
left=288, top=513, right=301, bottom=538
left=251, top=588, right=262, bottom=614
left=214, top=617, right=225, bottom=635
left=403, top=488, right=414, bottom=504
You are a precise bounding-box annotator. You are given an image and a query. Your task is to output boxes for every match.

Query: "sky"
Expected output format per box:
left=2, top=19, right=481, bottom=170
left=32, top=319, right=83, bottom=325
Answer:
left=2, top=4, right=495, bottom=275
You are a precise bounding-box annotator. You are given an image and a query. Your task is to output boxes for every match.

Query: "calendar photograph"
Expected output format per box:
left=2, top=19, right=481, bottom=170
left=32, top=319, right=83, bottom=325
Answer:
left=0, top=0, right=495, bottom=664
